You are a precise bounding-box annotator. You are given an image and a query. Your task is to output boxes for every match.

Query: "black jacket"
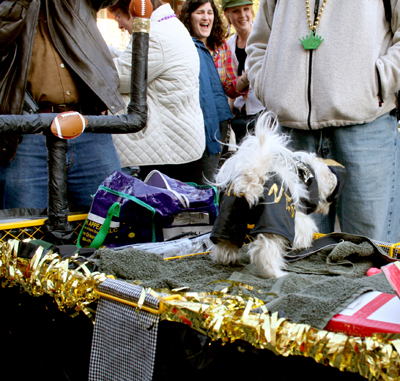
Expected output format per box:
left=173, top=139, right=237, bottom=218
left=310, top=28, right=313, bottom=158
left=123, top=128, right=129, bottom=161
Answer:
left=0, top=0, right=124, bottom=115
left=210, top=175, right=297, bottom=248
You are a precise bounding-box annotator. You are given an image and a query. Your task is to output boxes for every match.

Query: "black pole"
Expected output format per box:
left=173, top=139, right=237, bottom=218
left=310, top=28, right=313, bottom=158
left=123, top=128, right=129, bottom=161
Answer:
left=43, top=133, right=74, bottom=243
left=0, top=22, right=150, bottom=243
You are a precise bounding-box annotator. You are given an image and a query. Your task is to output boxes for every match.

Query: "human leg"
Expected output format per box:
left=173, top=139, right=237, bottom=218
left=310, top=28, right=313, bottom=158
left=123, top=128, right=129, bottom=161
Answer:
left=0, top=133, right=122, bottom=211
left=277, top=126, right=336, bottom=234
left=332, top=113, right=400, bottom=243
left=0, top=134, right=48, bottom=209
left=231, top=113, right=259, bottom=145
left=231, top=114, right=248, bottom=144
left=66, top=133, right=121, bottom=208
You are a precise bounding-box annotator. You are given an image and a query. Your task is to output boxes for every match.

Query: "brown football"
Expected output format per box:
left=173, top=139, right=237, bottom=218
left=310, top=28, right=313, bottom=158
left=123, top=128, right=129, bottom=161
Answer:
left=129, top=0, right=153, bottom=18
left=50, top=111, right=87, bottom=140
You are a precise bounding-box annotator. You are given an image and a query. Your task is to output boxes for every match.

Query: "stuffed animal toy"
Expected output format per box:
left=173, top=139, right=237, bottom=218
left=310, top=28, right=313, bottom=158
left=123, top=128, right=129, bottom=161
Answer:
left=210, top=112, right=347, bottom=278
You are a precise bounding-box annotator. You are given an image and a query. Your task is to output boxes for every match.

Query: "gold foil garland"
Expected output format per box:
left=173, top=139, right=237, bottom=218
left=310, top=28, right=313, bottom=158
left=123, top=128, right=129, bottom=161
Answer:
left=159, top=292, right=400, bottom=380
left=0, top=239, right=105, bottom=319
left=1, top=239, right=399, bottom=379
left=132, top=17, right=150, bottom=33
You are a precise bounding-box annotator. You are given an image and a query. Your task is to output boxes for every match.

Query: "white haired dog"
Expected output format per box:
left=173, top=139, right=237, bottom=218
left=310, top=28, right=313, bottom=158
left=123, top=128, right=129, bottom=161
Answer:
left=210, top=112, right=347, bottom=278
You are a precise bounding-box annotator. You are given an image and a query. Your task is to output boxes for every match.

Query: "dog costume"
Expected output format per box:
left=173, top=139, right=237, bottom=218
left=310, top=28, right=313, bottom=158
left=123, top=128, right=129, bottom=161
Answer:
left=210, top=112, right=347, bottom=278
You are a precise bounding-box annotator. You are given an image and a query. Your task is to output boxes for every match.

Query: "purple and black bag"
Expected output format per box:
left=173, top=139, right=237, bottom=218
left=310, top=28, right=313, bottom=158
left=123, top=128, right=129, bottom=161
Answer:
left=78, top=170, right=218, bottom=248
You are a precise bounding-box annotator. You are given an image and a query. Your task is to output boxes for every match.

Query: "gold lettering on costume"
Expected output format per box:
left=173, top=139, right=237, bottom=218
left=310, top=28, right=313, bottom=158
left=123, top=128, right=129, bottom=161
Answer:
left=226, top=182, right=235, bottom=197
left=285, top=193, right=296, bottom=218
left=244, top=234, right=254, bottom=244
left=268, top=183, right=284, bottom=203
left=226, top=182, right=244, bottom=198
left=268, top=183, right=295, bottom=218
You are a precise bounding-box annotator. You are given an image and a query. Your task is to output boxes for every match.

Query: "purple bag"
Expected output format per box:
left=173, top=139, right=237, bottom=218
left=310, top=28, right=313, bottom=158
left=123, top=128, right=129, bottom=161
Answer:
left=78, top=171, right=218, bottom=248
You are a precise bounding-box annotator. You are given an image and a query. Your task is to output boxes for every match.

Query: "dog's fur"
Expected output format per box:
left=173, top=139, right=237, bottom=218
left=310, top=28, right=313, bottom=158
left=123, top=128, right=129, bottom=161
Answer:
left=211, top=112, right=338, bottom=278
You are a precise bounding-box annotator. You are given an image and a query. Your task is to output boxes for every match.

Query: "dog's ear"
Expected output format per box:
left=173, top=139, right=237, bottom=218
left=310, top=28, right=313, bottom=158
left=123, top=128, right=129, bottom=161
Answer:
left=315, top=158, right=347, bottom=202
left=312, top=158, right=347, bottom=215
left=323, top=161, right=347, bottom=203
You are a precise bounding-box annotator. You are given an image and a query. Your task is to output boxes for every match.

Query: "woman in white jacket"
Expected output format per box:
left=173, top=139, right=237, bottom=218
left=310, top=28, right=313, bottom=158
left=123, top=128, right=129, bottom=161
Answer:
left=109, top=0, right=206, bottom=182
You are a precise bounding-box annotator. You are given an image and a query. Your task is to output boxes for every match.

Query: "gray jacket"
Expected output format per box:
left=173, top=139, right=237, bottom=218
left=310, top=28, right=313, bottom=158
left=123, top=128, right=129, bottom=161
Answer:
left=247, top=0, right=400, bottom=129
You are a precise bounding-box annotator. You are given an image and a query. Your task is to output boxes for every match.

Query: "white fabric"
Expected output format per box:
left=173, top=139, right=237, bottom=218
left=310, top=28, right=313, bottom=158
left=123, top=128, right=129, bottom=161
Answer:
left=111, top=4, right=205, bottom=167
left=246, top=0, right=400, bottom=130
left=227, top=33, right=264, bottom=116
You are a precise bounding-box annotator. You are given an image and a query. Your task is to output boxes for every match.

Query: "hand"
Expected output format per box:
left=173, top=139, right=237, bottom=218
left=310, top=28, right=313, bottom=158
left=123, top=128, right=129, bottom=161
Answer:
left=236, top=71, right=249, bottom=92
left=241, top=71, right=249, bottom=85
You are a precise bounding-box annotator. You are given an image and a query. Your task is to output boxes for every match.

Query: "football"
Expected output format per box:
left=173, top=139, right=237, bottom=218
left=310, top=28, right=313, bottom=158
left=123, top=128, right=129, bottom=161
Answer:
left=129, top=0, right=153, bottom=18
left=50, top=111, right=87, bottom=140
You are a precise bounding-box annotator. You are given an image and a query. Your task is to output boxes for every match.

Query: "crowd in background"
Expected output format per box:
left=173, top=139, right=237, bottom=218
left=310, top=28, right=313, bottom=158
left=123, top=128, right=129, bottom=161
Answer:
left=0, top=0, right=399, bottom=243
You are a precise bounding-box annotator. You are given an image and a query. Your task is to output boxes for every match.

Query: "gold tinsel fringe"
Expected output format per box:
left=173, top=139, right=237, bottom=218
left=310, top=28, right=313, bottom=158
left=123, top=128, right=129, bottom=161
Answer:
left=160, top=291, right=400, bottom=380
left=0, top=239, right=106, bottom=319
left=1, top=239, right=399, bottom=380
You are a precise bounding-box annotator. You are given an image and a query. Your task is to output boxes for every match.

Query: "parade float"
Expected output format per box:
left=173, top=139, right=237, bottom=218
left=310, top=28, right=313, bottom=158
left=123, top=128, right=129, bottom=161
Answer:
left=1, top=1, right=400, bottom=380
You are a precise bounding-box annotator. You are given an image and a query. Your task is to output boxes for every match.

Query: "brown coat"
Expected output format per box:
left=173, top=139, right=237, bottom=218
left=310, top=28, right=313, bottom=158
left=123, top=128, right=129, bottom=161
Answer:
left=0, top=0, right=124, bottom=115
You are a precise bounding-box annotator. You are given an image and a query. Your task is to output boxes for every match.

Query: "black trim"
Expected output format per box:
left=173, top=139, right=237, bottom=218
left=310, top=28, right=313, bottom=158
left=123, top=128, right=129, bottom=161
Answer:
left=377, top=70, right=384, bottom=107
left=383, top=0, right=392, bottom=22
left=306, top=0, right=320, bottom=130
left=307, top=51, right=313, bottom=130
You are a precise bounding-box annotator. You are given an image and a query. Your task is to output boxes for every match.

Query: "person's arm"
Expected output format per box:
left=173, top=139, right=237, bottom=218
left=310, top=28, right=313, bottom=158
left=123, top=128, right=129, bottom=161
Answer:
left=246, top=0, right=275, bottom=98
left=236, top=70, right=249, bottom=92
left=112, top=30, right=164, bottom=95
left=376, top=0, right=400, bottom=100
left=112, top=38, right=134, bottom=94
left=215, top=42, right=244, bottom=99
left=108, top=44, right=123, bottom=59
left=146, top=31, right=165, bottom=83
left=0, top=0, right=34, bottom=55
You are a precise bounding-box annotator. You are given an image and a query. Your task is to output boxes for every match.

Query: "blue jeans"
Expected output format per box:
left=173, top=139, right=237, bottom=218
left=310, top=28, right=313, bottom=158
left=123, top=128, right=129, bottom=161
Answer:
left=0, top=133, right=121, bottom=209
left=279, top=112, right=400, bottom=243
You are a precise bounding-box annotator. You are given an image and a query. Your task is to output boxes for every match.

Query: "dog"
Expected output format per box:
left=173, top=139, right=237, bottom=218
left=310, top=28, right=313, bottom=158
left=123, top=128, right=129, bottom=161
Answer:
left=210, top=112, right=347, bottom=278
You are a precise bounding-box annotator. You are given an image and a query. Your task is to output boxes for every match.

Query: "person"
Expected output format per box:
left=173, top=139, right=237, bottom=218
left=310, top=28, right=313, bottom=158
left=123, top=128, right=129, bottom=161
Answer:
left=0, top=0, right=125, bottom=211
left=108, top=0, right=206, bottom=183
left=246, top=0, right=400, bottom=243
left=178, top=0, right=237, bottom=183
left=222, top=0, right=264, bottom=145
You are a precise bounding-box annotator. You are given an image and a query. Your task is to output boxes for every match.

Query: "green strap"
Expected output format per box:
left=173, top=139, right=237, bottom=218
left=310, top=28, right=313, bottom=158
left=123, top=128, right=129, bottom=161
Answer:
left=77, top=202, right=121, bottom=249
left=99, top=185, right=157, bottom=242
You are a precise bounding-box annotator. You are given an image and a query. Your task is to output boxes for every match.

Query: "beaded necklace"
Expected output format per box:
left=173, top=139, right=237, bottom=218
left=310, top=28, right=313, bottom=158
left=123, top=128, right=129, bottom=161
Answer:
left=299, top=0, right=327, bottom=50
left=158, top=14, right=177, bottom=22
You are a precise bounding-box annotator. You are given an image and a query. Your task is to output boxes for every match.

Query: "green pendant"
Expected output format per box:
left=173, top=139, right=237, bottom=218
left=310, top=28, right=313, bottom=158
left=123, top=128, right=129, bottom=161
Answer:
left=299, top=32, right=324, bottom=50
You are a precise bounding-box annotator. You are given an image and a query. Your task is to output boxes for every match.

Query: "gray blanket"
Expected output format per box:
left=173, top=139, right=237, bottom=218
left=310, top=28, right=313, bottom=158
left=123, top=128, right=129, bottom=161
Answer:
left=91, top=238, right=395, bottom=330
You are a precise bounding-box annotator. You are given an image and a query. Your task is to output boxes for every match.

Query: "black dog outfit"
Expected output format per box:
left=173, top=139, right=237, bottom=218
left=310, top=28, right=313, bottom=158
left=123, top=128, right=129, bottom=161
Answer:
left=210, top=160, right=347, bottom=248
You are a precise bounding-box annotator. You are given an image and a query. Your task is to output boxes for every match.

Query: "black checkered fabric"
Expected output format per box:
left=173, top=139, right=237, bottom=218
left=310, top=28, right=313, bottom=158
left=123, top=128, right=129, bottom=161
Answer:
left=89, top=278, right=160, bottom=381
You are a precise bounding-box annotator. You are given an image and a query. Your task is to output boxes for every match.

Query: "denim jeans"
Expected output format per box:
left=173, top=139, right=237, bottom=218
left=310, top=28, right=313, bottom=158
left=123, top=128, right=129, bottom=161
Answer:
left=0, top=133, right=121, bottom=210
left=231, top=113, right=259, bottom=145
left=279, top=112, right=400, bottom=243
